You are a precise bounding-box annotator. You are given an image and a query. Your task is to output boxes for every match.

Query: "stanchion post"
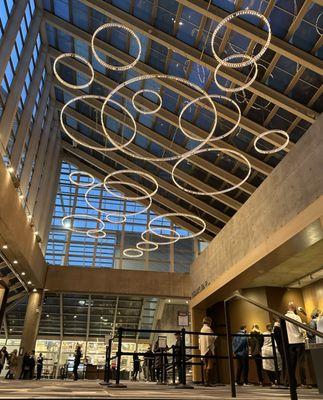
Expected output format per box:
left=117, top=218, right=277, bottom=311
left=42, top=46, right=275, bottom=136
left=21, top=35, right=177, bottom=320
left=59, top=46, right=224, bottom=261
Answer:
left=224, top=301, right=236, bottom=398
left=110, top=327, right=127, bottom=388
left=172, top=345, right=176, bottom=385
left=280, top=319, right=297, bottom=400
left=175, top=328, right=193, bottom=389
left=271, top=333, right=279, bottom=385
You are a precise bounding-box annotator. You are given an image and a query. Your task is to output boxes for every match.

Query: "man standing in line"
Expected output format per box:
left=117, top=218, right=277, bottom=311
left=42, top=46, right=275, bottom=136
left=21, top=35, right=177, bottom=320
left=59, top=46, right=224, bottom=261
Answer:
left=73, top=345, right=82, bottom=381
left=232, top=324, right=250, bottom=386
left=285, top=302, right=307, bottom=388
left=199, top=316, right=217, bottom=386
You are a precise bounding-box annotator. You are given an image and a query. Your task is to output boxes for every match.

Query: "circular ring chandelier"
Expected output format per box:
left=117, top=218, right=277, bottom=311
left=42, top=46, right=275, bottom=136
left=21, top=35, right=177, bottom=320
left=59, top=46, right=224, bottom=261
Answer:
left=213, top=54, right=258, bottom=93
left=91, top=23, right=142, bottom=71
left=69, top=171, right=95, bottom=187
left=100, top=74, right=218, bottom=162
left=61, top=95, right=137, bottom=152
left=171, top=148, right=252, bottom=195
left=141, top=228, right=180, bottom=245
left=62, top=214, right=105, bottom=234
left=136, top=241, right=159, bottom=252
left=53, top=53, right=95, bottom=89
left=132, top=89, right=162, bottom=115
left=123, top=248, right=143, bottom=258
left=106, top=214, right=127, bottom=224
left=211, top=10, right=271, bottom=68
left=254, top=130, right=289, bottom=154
left=148, top=213, right=206, bottom=240
left=180, top=94, right=241, bottom=141
left=103, top=170, right=158, bottom=201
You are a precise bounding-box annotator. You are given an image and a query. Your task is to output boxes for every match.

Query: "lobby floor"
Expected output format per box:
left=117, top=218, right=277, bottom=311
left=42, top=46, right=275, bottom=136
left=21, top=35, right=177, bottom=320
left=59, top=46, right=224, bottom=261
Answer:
left=0, top=380, right=322, bottom=399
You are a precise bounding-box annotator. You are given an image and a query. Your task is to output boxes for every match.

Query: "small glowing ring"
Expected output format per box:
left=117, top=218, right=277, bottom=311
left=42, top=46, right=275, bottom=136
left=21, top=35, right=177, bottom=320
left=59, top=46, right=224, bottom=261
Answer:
left=132, top=89, right=162, bottom=115
left=103, top=170, right=158, bottom=201
left=62, top=214, right=105, bottom=233
left=214, top=54, right=258, bottom=93
left=101, top=74, right=217, bottom=162
left=211, top=10, right=271, bottom=68
left=254, top=130, right=289, bottom=154
left=148, top=213, right=206, bottom=240
left=136, top=241, right=159, bottom=252
left=123, top=248, right=143, bottom=258
left=69, top=171, right=95, bottom=187
left=91, top=23, right=142, bottom=71
left=141, top=228, right=180, bottom=246
left=179, top=95, right=240, bottom=141
left=172, top=148, right=252, bottom=195
left=53, top=53, right=95, bottom=89
left=86, top=230, right=106, bottom=239
left=61, top=95, right=137, bottom=152
left=85, top=182, right=152, bottom=220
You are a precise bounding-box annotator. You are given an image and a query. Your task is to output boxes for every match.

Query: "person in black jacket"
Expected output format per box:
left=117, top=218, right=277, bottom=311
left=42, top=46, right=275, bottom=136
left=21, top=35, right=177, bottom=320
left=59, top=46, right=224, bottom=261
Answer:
left=232, top=325, right=250, bottom=386
left=36, top=353, right=44, bottom=380
left=273, top=317, right=285, bottom=385
left=173, top=332, right=183, bottom=384
left=131, top=352, right=140, bottom=381
left=29, top=351, right=36, bottom=379
left=20, top=352, right=30, bottom=379
left=73, top=345, right=82, bottom=381
left=0, top=346, right=9, bottom=374
left=249, top=324, right=264, bottom=385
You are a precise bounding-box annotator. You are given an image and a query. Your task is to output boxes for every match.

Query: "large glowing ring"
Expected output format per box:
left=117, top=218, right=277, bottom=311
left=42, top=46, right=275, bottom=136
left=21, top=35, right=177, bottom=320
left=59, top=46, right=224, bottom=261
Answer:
left=91, top=23, right=141, bottom=71
left=85, top=182, right=152, bottom=221
left=69, top=171, right=95, bottom=187
left=103, top=170, right=158, bottom=201
left=148, top=213, right=206, bottom=240
left=180, top=95, right=240, bottom=141
left=132, top=89, right=162, bottom=115
left=62, top=214, right=105, bottom=233
left=136, top=241, right=159, bottom=252
left=141, top=228, right=180, bottom=245
left=86, top=230, right=106, bottom=239
left=211, top=10, right=271, bottom=68
left=254, top=130, right=289, bottom=154
left=123, top=248, right=143, bottom=258
left=53, top=53, right=95, bottom=89
left=101, top=74, right=217, bottom=162
left=61, top=95, right=137, bottom=152
left=214, top=54, right=258, bottom=93
left=172, top=148, right=252, bottom=195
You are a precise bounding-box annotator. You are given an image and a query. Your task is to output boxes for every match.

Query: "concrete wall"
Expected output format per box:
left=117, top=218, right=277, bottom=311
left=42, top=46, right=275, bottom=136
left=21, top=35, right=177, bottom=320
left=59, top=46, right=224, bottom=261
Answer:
left=45, top=266, right=191, bottom=298
left=0, top=161, right=47, bottom=287
left=190, top=114, right=323, bottom=307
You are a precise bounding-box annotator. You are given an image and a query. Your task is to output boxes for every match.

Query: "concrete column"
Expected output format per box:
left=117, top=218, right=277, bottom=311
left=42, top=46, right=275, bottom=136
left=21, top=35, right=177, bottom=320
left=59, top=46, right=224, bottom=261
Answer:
left=0, top=10, right=43, bottom=149
left=19, top=81, right=53, bottom=196
left=10, top=50, right=47, bottom=172
left=18, top=289, right=43, bottom=371
left=26, top=107, right=55, bottom=212
left=0, top=0, right=29, bottom=82
left=191, top=306, right=204, bottom=382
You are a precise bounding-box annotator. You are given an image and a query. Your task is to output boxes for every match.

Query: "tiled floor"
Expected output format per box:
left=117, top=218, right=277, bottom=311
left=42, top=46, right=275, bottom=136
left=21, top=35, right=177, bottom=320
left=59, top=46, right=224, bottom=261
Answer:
left=0, top=380, right=322, bottom=399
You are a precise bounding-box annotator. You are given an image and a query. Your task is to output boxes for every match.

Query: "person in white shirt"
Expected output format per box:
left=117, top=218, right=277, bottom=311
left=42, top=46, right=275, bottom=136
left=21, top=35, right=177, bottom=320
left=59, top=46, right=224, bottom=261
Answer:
left=199, top=316, right=217, bottom=386
left=317, top=313, right=323, bottom=344
left=285, top=302, right=307, bottom=387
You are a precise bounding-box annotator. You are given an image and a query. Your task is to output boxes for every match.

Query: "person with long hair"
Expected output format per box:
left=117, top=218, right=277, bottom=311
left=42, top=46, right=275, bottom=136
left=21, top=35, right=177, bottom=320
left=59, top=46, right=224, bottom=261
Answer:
left=249, top=324, right=264, bottom=385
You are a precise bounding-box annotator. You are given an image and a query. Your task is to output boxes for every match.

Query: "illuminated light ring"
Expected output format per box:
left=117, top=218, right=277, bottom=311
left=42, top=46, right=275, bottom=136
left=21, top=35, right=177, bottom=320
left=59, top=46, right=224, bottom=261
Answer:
left=69, top=171, right=95, bottom=187
left=211, top=10, right=271, bottom=68
left=132, top=89, right=162, bottom=115
left=148, top=213, right=206, bottom=240
left=91, top=23, right=141, bottom=71
left=53, top=53, right=95, bottom=89
left=62, top=214, right=105, bottom=233
left=315, top=13, right=323, bottom=36
left=101, top=74, right=217, bottom=162
left=85, top=182, right=152, bottom=221
left=172, top=148, right=252, bottom=195
left=136, top=241, right=159, bottom=252
left=141, top=228, right=180, bottom=246
left=213, top=54, right=258, bottom=93
left=254, top=130, right=289, bottom=154
left=180, top=95, right=240, bottom=141
left=123, top=248, right=143, bottom=258
left=103, top=170, right=158, bottom=201
left=61, top=95, right=137, bottom=151
left=86, top=230, right=106, bottom=239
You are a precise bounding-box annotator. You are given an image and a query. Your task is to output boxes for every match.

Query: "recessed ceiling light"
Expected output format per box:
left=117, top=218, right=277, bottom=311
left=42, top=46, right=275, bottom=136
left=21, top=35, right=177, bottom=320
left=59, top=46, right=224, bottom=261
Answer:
left=185, top=300, right=189, bottom=304
left=13, top=260, right=18, bottom=264
left=2, top=245, right=8, bottom=249
left=19, top=194, right=24, bottom=200
left=21, top=272, right=26, bottom=276
left=32, top=288, right=37, bottom=292
left=73, top=315, right=77, bottom=319
left=27, top=281, right=32, bottom=285
left=167, top=299, right=171, bottom=303
left=46, top=314, right=49, bottom=318
left=34, top=231, right=39, bottom=235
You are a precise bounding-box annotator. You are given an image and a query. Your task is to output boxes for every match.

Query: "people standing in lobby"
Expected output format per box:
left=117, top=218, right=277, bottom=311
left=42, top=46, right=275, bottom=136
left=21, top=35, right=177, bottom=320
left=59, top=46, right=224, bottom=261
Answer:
left=19, top=352, right=30, bottom=379
left=262, top=323, right=282, bottom=387
left=36, top=353, right=44, bottom=380
left=0, top=346, right=9, bottom=375
left=249, top=324, right=264, bottom=385
left=199, top=316, right=217, bottom=387
left=29, top=351, right=36, bottom=380
left=317, top=312, right=323, bottom=344
left=232, top=324, right=250, bottom=386
left=308, top=309, right=321, bottom=343
left=285, top=302, right=307, bottom=388
left=73, top=345, right=82, bottom=381
left=131, top=352, right=140, bottom=381
left=5, top=350, right=18, bottom=379
left=143, top=346, right=154, bottom=382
